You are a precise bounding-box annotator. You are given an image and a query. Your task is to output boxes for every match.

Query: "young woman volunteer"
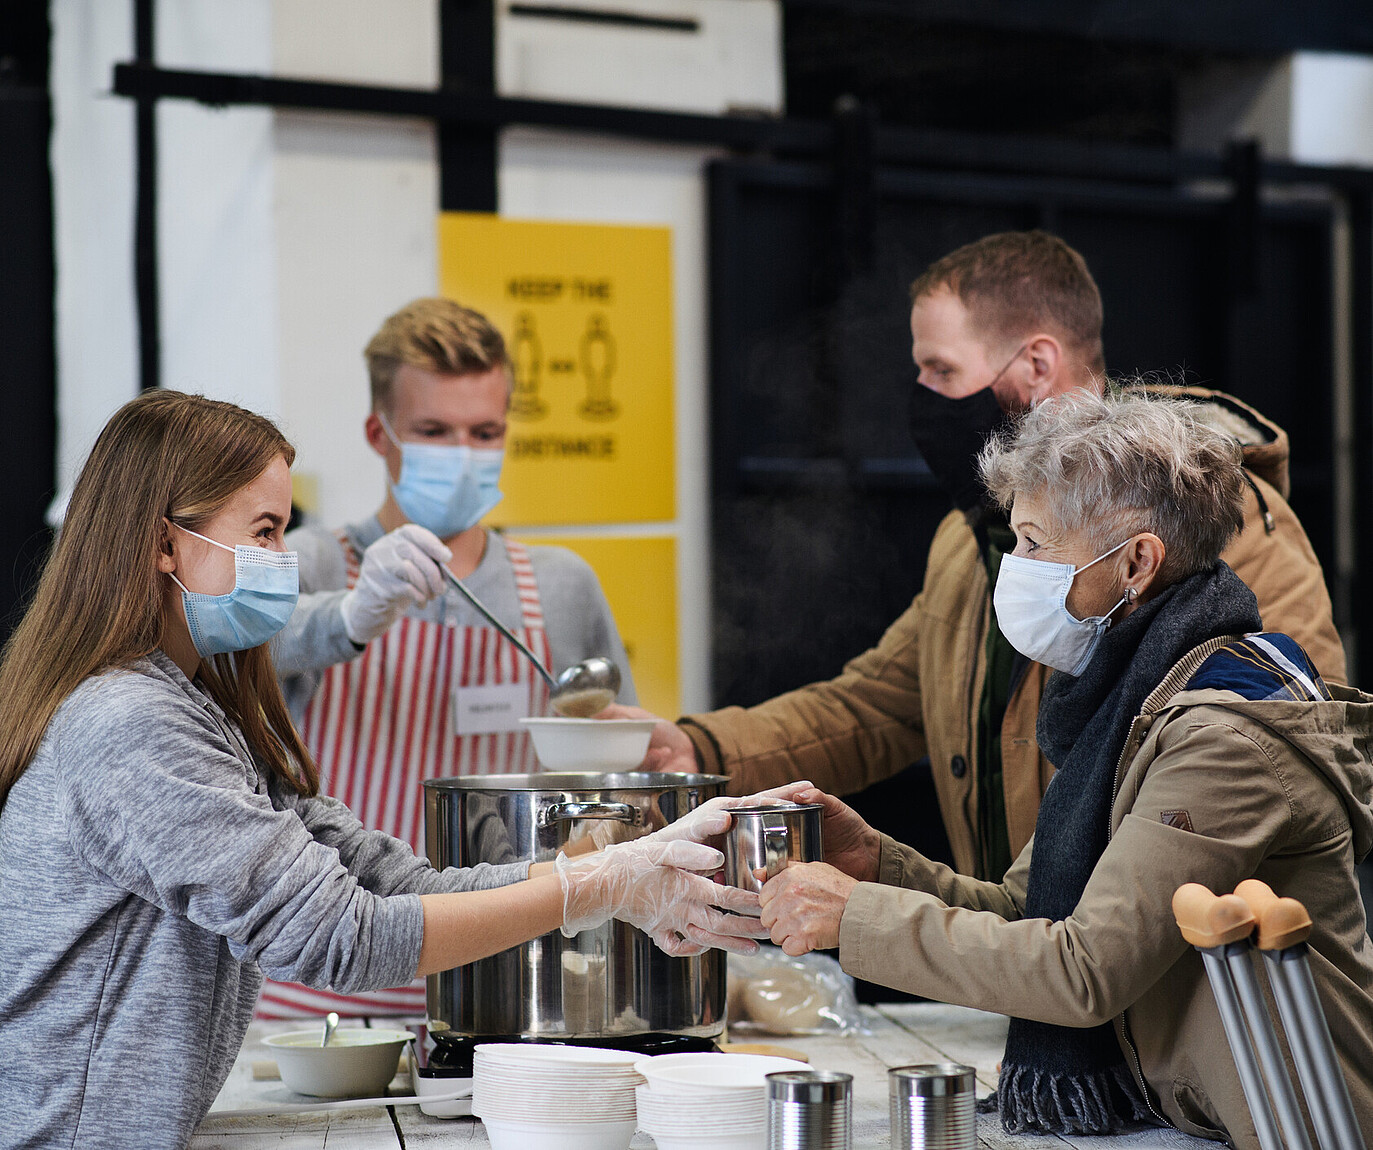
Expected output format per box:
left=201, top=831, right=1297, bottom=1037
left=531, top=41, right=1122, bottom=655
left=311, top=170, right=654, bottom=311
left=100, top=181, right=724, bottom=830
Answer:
left=0, top=390, right=769, bottom=1150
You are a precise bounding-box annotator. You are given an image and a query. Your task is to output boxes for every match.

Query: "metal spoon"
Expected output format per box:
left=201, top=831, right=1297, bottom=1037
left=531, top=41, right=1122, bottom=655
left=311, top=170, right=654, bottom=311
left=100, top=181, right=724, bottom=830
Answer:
left=438, top=566, right=621, bottom=717
left=320, top=1011, right=339, bottom=1049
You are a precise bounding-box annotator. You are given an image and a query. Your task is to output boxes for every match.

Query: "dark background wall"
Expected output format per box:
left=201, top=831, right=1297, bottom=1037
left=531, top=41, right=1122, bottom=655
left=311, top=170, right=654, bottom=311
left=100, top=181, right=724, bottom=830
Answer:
left=703, top=0, right=1369, bottom=716
left=708, top=164, right=1337, bottom=712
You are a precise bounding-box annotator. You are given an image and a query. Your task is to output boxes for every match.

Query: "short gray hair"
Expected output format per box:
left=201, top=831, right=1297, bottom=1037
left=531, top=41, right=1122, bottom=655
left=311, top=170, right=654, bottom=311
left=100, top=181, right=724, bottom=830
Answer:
left=978, top=389, right=1246, bottom=583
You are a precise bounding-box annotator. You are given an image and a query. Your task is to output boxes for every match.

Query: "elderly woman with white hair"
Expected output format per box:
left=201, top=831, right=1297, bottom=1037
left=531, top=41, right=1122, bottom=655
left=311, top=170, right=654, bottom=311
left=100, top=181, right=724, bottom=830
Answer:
left=757, top=391, right=1373, bottom=1148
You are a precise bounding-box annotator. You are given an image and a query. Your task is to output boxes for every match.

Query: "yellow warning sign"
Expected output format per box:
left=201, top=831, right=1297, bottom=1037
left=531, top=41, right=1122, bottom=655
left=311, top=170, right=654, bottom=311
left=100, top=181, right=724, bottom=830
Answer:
left=512, top=533, right=679, bottom=719
left=439, top=213, right=676, bottom=526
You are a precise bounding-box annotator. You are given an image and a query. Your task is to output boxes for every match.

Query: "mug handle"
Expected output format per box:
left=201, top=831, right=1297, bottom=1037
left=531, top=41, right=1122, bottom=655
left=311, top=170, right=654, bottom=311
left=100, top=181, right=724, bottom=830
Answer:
left=763, top=826, right=790, bottom=878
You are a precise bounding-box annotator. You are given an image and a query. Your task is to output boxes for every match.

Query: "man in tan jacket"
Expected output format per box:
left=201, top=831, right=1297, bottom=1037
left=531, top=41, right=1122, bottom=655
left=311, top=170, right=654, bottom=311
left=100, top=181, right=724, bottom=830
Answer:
left=616, top=231, right=1346, bottom=881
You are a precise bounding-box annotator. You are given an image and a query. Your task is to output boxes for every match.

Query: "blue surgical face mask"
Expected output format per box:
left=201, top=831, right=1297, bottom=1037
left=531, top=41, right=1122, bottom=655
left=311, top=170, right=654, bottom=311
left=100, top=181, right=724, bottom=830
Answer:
left=993, top=537, right=1133, bottom=676
left=168, top=526, right=299, bottom=658
left=379, top=413, right=504, bottom=538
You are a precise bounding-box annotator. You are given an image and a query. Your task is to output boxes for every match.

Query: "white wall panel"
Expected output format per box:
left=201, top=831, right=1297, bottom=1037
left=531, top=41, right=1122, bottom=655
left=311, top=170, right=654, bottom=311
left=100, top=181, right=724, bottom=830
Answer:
left=51, top=0, right=276, bottom=499
left=270, top=0, right=439, bottom=529
left=157, top=1, right=276, bottom=417
left=496, top=0, right=782, bottom=116
left=273, top=111, right=438, bottom=527
left=51, top=0, right=138, bottom=498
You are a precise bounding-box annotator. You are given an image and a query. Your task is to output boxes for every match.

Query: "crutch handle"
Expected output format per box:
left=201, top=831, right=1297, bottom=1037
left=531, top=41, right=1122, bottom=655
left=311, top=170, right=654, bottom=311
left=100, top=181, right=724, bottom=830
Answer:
left=1235, top=879, right=1313, bottom=951
left=1173, top=883, right=1257, bottom=948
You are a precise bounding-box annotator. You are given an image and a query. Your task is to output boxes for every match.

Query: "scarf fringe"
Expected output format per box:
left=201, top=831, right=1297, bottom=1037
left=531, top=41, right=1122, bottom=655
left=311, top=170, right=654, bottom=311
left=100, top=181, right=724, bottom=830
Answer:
left=979, top=1063, right=1151, bottom=1135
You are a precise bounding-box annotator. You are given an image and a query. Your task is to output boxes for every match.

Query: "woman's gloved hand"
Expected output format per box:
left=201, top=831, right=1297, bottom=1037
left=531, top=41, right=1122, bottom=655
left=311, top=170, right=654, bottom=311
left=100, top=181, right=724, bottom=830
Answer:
left=555, top=838, right=771, bottom=957
left=339, top=524, right=452, bottom=644
left=644, top=781, right=818, bottom=847
left=577, top=781, right=818, bottom=852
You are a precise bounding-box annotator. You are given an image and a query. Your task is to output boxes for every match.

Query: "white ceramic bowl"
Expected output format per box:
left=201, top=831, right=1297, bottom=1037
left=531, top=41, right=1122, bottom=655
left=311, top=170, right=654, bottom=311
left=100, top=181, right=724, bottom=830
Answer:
left=481, top=1116, right=637, bottom=1150
left=519, top=718, right=655, bottom=771
left=263, top=1029, right=412, bottom=1098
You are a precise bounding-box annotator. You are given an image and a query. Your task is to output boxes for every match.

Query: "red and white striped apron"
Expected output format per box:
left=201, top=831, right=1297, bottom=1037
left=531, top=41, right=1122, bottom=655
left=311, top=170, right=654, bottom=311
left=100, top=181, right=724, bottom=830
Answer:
left=255, top=533, right=550, bottom=1019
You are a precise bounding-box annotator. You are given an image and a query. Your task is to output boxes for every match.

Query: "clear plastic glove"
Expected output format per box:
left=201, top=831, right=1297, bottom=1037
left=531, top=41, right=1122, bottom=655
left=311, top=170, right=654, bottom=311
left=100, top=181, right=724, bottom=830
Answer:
left=339, top=524, right=452, bottom=644
left=555, top=838, right=771, bottom=957
left=645, top=781, right=818, bottom=846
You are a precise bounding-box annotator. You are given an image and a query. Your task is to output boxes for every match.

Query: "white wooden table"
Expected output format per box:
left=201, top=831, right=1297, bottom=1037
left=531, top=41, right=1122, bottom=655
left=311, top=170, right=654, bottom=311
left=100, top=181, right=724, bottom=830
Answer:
left=193, top=1005, right=1215, bottom=1149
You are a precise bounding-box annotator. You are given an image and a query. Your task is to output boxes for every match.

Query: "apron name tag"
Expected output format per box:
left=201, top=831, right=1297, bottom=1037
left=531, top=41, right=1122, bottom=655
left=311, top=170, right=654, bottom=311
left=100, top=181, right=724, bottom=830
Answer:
left=453, top=681, right=531, bottom=735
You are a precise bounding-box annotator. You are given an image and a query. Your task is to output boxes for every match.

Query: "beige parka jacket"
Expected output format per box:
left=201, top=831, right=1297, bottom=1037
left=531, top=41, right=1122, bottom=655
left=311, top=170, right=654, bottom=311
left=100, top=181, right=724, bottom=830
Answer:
left=682, top=389, right=1347, bottom=879
left=836, top=640, right=1373, bottom=1149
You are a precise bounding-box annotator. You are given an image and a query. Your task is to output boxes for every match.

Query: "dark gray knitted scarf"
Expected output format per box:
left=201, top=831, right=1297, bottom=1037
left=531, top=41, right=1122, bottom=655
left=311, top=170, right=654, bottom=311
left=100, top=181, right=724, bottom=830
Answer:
left=990, top=562, right=1262, bottom=1134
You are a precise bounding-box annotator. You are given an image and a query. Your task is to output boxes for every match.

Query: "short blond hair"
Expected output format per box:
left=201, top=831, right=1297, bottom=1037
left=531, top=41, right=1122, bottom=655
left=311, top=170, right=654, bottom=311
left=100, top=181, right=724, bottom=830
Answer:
left=910, top=231, right=1105, bottom=376
left=364, top=298, right=510, bottom=410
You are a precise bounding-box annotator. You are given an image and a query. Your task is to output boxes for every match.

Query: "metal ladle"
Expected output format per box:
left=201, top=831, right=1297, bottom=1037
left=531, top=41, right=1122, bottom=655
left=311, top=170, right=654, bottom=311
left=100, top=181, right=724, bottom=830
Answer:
left=320, top=1011, right=339, bottom=1049
left=439, top=566, right=621, bottom=717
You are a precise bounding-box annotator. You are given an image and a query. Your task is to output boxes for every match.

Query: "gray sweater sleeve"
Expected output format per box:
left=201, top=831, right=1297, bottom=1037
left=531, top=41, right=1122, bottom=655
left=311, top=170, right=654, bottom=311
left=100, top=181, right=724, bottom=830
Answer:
left=288, top=791, right=531, bottom=893
left=57, top=669, right=427, bottom=994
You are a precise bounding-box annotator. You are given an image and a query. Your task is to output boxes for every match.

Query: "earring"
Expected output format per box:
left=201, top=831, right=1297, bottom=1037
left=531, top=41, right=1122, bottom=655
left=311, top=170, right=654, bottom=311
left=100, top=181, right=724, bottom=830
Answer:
left=1124, top=587, right=1138, bottom=603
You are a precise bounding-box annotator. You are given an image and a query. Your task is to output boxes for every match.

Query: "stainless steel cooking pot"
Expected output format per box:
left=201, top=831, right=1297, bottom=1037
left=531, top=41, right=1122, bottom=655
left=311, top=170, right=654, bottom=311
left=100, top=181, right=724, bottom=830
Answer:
left=423, top=772, right=730, bottom=1040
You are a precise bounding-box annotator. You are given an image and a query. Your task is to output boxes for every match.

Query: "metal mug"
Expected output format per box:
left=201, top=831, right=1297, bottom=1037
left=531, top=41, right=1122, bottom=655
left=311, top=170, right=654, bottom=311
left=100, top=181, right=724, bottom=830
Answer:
left=723, top=802, right=824, bottom=893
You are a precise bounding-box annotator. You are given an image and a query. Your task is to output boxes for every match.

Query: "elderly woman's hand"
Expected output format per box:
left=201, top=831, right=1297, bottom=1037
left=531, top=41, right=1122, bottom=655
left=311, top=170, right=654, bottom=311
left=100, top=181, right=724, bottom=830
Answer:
left=758, top=862, right=859, bottom=956
left=787, top=787, right=881, bottom=882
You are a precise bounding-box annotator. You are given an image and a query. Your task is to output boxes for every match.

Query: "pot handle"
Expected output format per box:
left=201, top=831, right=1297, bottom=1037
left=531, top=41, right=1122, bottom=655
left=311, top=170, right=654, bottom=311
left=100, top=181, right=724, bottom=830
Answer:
left=538, top=801, right=643, bottom=828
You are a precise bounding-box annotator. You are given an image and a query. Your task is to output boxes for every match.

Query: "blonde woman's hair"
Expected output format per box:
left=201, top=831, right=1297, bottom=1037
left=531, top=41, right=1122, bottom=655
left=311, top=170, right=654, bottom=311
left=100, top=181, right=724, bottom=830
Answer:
left=0, top=390, right=318, bottom=807
left=364, top=297, right=510, bottom=410
left=979, top=388, right=1247, bottom=584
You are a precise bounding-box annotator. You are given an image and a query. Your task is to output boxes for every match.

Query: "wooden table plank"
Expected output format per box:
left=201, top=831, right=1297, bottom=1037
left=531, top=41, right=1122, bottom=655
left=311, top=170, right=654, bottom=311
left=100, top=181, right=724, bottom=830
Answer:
left=876, top=1002, right=1010, bottom=1091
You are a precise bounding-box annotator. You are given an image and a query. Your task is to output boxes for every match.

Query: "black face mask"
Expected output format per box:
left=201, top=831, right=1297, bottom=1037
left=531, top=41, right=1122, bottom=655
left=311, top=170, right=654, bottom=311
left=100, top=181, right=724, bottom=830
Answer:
left=908, top=384, right=1010, bottom=512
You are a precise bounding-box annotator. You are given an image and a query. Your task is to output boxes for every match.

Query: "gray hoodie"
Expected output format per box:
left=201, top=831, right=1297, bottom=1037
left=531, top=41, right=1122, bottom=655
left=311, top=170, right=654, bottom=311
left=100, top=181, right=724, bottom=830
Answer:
left=0, top=650, right=527, bottom=1149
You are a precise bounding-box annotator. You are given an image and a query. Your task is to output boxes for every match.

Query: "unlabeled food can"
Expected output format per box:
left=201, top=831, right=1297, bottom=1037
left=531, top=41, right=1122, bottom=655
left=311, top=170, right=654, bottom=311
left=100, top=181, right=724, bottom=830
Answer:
left=889, top=1063, right=976, bottom=1150
left=767, top=1070, right=852, bottom=1150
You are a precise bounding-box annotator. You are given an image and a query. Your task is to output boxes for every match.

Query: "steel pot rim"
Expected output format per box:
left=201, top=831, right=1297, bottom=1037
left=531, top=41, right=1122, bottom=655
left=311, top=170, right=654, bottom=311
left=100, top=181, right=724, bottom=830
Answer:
left=423, top=772, right=730, bottom=792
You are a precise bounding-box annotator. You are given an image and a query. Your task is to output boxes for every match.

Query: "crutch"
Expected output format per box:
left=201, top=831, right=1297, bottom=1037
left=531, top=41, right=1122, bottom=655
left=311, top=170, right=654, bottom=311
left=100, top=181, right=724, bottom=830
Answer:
left=1234, top=880, right=1367, bottom=1150
left=1173, top=884, right=1312, bottom=1150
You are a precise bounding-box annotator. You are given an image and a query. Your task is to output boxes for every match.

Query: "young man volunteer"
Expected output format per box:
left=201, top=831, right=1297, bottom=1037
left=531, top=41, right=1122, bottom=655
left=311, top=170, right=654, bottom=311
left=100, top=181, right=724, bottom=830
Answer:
left=617, top=230, right=1345, bottom=884
left=267, top=297, right=634, bottom=1016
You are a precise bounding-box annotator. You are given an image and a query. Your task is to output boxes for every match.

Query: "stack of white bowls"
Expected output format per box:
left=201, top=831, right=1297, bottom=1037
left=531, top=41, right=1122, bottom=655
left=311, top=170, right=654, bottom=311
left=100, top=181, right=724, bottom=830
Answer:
left=634, top=1052, right=810, bottom=1150
left=471, top=1043, right=642, bottom=1150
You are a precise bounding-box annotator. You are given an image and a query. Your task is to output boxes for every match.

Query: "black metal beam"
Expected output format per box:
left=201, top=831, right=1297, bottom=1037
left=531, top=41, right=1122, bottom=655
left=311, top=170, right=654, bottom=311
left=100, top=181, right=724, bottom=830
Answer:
left=439, top=0, right=497, bottom=213
left=779, top=0, right=1373, bottom=57
left=110, top=61, right=1373, bottom=194
left=111, top=62, right=827, bottom=153
left=132, top=2, right=159, bottom=391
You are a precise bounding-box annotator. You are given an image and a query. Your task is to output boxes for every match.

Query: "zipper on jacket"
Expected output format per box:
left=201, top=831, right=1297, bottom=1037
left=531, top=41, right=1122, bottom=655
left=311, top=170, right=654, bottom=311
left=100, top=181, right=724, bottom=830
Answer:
left=966, top=591, right=990, bottom=879
left=1107, top=717, right=1170, bottom=1128
left=1116, top=1014, right=1168, bottom=1126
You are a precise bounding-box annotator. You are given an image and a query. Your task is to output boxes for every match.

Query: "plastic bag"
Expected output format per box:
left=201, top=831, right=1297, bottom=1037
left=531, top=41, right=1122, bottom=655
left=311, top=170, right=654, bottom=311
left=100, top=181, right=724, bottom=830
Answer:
left=726, top=946, right=866, bottom=1036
